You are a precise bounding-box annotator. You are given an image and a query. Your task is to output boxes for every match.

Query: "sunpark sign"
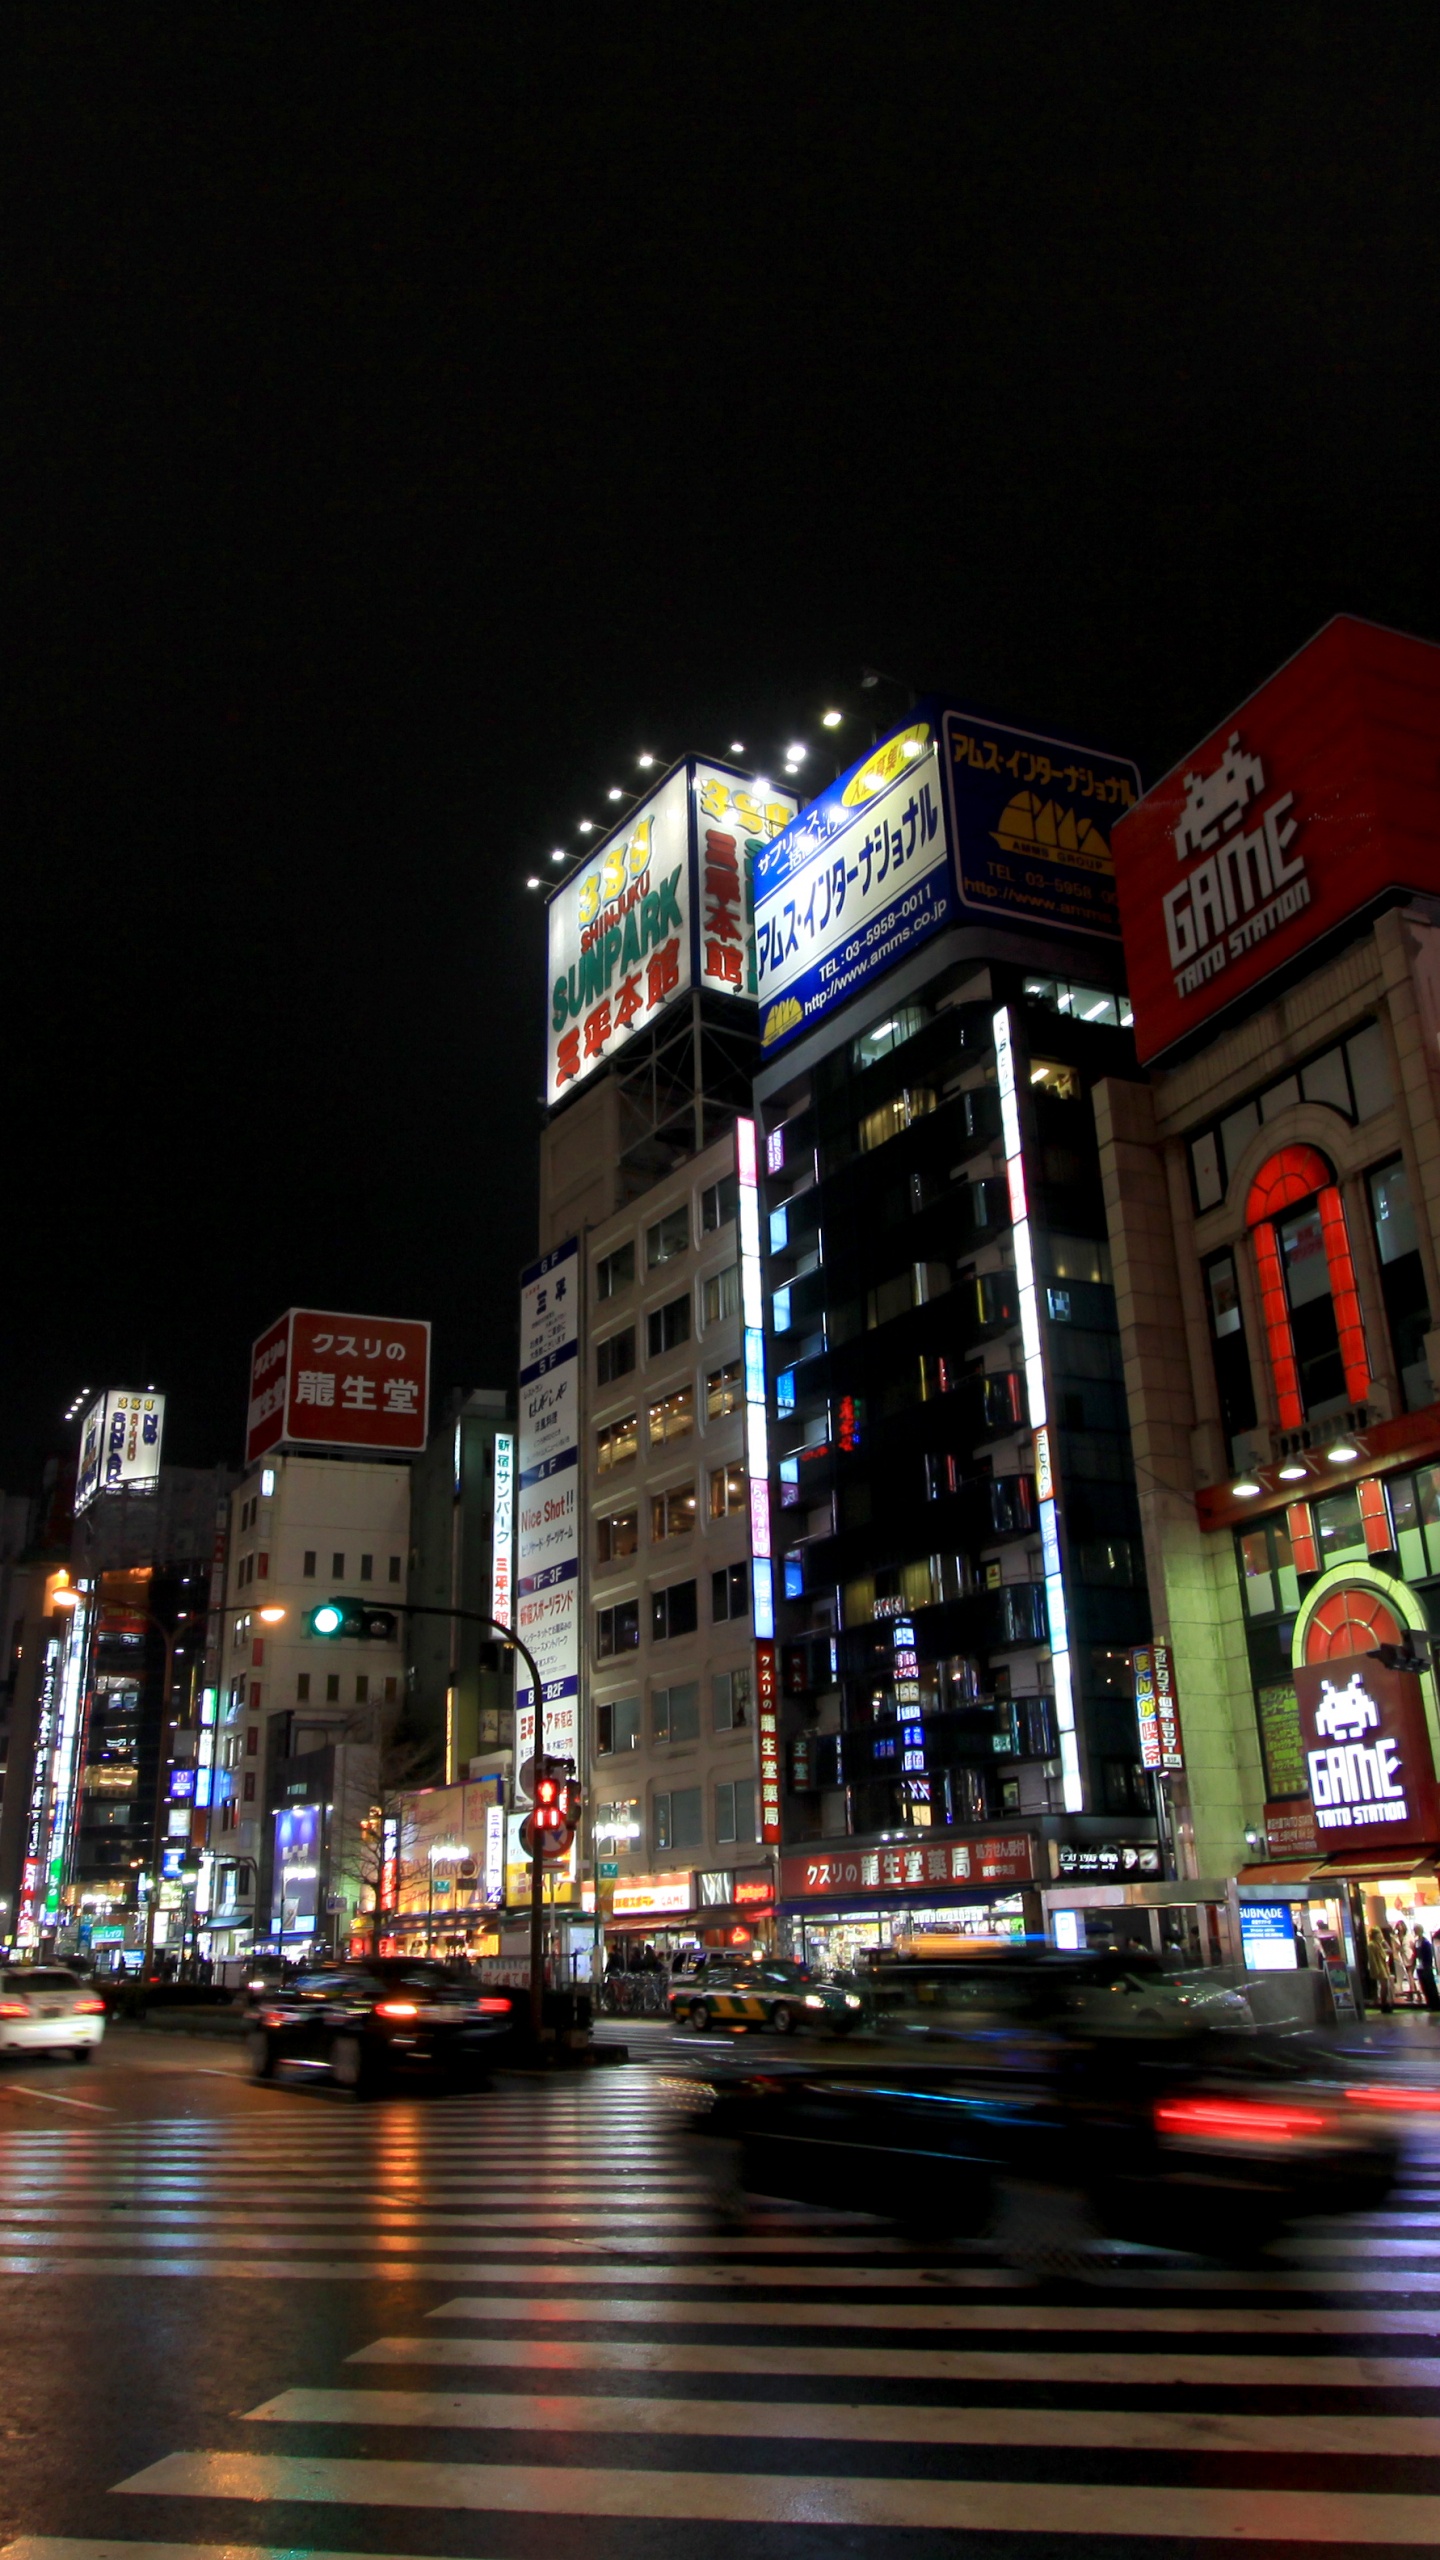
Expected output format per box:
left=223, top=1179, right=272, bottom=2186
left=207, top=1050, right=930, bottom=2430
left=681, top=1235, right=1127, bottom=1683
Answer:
left=1293, top=1650, right=1440, bottom=1848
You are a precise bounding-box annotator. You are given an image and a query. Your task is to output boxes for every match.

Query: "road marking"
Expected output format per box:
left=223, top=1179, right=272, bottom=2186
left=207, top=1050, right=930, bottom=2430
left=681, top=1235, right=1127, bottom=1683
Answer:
left=426, top=2296, right=1440, bottom=2332
left=0, top=2085, right=112, bottom=2113
left=109, top=2447, right=1440, bottom=2539
left=348, top=2332, right=1440, bottom=2387
left=0, top=2220, right=910, bottom=2255
left=245, top=2383, right=1440, bottom=2454
left=4, top=2542, right=451, bottom=2560
left=0, top=2253, right=1032, bottom=2285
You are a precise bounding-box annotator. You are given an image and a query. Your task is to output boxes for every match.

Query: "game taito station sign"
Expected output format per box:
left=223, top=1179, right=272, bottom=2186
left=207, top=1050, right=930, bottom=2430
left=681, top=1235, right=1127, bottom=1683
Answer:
left=545, top=758, right=797, bottom=1107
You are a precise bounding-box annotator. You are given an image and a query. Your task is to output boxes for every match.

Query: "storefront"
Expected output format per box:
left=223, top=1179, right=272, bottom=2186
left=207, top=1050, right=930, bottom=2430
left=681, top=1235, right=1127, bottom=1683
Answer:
left=604, top=1865, right=777, bottom=1961
left=777, top=1835, right=1042, bottom=1968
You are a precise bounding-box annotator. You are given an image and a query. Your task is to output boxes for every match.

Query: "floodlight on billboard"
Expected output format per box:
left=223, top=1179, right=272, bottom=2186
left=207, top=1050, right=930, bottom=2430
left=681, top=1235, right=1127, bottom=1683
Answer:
left=75, top=1392, right=166, bottom=1512
left=544, top=757, right=797, bottom=1108
left=245, top=1310, right=430, bottom=1466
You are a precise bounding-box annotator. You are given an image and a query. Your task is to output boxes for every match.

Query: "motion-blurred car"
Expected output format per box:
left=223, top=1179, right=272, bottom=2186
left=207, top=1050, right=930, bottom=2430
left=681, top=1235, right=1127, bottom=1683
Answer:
left=688, top=1948, right=1399, bottom=2249
left=670, top=1957, right=863, bottom=2036
left=248, top=1959, right=521, bottom=2093
left=0, top=1966, right=107, bottom=2061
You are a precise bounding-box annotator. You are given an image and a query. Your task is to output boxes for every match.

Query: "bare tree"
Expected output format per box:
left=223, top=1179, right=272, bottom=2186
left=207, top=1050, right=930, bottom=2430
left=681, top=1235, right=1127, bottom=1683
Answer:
left=330, top=1707, right=440, bottom=1956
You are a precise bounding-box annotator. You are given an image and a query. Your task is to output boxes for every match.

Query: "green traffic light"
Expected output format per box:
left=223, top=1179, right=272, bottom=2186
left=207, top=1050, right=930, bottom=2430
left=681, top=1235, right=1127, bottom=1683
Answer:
left=311, top=1602, right=345, bottom=1637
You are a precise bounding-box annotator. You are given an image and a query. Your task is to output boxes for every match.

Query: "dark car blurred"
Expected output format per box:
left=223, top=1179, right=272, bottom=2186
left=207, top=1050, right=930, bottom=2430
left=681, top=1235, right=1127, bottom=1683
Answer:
left=689, top=1947, right=1398, bottom=2251
left=247, top=1958, right=521, bottom=2093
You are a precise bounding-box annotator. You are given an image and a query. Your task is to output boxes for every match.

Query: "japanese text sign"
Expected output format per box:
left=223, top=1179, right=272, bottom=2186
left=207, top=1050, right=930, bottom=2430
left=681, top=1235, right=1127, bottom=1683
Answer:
left=755, top=1639, right=781, bottom=1844
left=515, top=1240, right=579, bottom=1799
left=1112, top=616, right=1440, bottom=1065
left=75, top=1391, right=166, bottom=1511
left=1134, top=1641, right=1184, bottom=1773
left=245, top=1309, right=430, bottom=1463
left=780, top=1835, right=1036, bottom=1899
left=545, top=758, right=796, bottom=1107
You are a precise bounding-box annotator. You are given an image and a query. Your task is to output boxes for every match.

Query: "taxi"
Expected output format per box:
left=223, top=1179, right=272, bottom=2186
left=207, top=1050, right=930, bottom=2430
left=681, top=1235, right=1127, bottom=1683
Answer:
left=670, top=1957, right=862, bottom=2036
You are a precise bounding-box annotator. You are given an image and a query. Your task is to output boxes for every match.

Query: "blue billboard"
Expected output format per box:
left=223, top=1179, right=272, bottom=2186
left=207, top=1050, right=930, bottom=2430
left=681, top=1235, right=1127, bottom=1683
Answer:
left=754, top=699, right=1139, bottom=1055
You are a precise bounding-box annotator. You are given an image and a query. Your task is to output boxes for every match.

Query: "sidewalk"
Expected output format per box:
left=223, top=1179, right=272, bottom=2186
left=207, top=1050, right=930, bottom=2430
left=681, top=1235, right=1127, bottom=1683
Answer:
left=1329, top=2006, right=1440, bottom=2080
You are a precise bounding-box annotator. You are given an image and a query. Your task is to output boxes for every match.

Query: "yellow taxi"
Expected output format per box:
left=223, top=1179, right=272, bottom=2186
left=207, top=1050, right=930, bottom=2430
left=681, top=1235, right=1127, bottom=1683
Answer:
left=670, top=1957, right=862, bottom=2036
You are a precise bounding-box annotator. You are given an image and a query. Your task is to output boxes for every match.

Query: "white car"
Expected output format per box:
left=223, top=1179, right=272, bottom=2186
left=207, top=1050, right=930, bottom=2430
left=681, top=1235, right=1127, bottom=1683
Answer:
left=0, top=1967, right=107, bottom=2059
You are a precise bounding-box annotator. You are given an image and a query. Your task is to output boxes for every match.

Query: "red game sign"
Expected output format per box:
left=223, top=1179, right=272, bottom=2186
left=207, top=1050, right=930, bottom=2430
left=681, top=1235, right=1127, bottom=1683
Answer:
left=1293, top=1651, right=1440, bottom=1852
left=1112, top=617, right=1440, bottom=1065
left=245, top=1308, right=430, bottom=1465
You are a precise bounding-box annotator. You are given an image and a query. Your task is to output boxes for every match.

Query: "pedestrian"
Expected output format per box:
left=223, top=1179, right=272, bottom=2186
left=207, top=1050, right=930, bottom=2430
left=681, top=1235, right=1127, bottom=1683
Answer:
left=1415, top=1928, right=1440, bottom=2015
left=1367, top=1920, right=1395, bottom=2015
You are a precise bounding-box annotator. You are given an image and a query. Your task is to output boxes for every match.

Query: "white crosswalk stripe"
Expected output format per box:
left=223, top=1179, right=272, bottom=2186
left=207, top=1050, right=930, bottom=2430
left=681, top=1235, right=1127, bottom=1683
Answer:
left=6, top=2072, right=1440, bottom=2551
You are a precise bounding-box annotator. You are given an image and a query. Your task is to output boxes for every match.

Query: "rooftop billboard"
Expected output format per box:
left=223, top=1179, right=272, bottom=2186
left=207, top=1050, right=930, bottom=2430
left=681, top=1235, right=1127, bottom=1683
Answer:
left=75, top=1391, right=166, bottom=1512
left=545, top=758, right=797, bottom=1107
left=1111, top=616, right=1440, bottom=1065
left=245, top=1309, right=430, bottom=1466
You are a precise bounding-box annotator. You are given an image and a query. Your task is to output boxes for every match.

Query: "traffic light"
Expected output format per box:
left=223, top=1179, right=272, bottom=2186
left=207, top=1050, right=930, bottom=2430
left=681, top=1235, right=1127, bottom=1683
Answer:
left=519, top=1760, right=576, bottom=1860
left=306, top=1598, right=400, bottom=1641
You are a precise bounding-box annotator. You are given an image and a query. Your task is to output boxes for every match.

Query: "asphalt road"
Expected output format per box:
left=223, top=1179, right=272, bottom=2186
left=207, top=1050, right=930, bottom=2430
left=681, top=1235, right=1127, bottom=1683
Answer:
left=2, top=2019, right=1440, bottom=2560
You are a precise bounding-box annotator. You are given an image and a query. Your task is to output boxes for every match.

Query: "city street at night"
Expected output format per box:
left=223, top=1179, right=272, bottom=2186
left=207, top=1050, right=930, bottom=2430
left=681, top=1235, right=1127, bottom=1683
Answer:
left=3, top=2029, right=1440, bottom=2555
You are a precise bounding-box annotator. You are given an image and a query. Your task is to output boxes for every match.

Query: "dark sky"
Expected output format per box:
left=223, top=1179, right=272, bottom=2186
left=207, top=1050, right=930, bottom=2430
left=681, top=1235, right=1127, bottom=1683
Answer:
left=6, top=6, right=1440, bottom=1486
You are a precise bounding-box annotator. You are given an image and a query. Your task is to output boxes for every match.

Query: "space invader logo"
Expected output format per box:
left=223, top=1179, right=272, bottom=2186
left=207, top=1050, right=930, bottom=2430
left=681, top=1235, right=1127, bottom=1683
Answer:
left=1313, top=1673, right=1379, bottom=1746
left=1162, top=728, right=1309, bottom=1004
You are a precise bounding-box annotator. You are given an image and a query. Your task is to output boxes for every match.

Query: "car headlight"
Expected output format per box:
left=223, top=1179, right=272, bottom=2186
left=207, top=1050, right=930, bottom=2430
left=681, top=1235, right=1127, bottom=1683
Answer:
left=803, top=1994, right=824, bottom=2008
left=845, top=1993, right=861, bottom=2007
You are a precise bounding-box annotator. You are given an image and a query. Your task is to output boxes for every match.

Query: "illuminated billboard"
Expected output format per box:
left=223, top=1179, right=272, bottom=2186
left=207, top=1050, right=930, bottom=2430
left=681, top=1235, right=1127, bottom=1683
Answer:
left=753, top=702, right=1138, bottom=1054
left=75, top=1391, right=166, bottom=1512
left=245, top=1309, right=430, bottom=1465
left=1111, top=616, right=1440, bottom=1065
left=545, top=758, right=796, bottom=1107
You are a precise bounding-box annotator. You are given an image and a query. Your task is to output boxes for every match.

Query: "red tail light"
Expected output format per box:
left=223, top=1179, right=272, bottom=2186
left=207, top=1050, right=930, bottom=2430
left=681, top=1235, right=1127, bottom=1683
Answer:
left=1155, top=2094, right=1333, bottom=2144
left=474, top=1995, right=513, bottom=2014
left=0, top=1998, right=31, bottom=2019
left=375, top=2000, right=418, bottom=2018
left=1344, top=2083, right=1440, bottom=2112
left=76, top=1997, right=106, bottom=2015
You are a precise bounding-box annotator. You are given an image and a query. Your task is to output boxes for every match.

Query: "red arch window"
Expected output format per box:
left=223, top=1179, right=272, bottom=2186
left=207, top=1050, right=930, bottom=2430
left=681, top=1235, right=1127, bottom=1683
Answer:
left=1302, top=1584, right=1401, bottom=1666
left=1244, top=1145, right=1371, bottom=1430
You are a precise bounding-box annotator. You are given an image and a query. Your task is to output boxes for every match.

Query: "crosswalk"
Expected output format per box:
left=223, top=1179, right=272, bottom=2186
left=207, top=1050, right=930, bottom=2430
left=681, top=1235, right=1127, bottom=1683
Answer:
left=3, top=2064, right=1440, bottom=2551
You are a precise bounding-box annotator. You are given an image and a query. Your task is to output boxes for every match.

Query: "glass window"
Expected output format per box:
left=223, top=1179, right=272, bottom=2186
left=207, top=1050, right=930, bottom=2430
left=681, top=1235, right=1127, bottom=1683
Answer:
left=647, top=1206, right=691, bottom=1268
left=302, top=1550, right=317, bottom=1579
left=858, top=1088, right=937, bottom=1153
left=1259, top=1074, right=1300, bottom=1122
left=1279, top=1202, right=1332, bottom=1305
left=851, top=1005, right=925, bottom=1070
left=332, top=1552, right=345, bottom=1578
left=1370, top=1159, right=1419, bottom=1265
left=597, top=1412, right=639, bottom=1471
left=653, top=1681, right=700, bottom=1744
left=711, top=1561, right=749, bottom=1622
left=1206, top=1252, right=1243, bottom=1337
left=647, top=1296, right=692, bottom=1357
left=360, top=1554, right=373, bottom=1582
left=1300, top=1046, right=1351, bottom=1114
left=596, top=1242, right=635, bottom=1299
left=650, top=1484, right=696, bottom=1541
left=710, top=1461, right=747, bottom=1518
left=596, top=1509, right=638, bottom=1564
left=652, top=1579, right=698, bottom=1641
left=596, top=1696, right=640, bottom=1755
left=701, top=1173, right=739, bottom=1232
left=707, top=1361, right=742, bottom=1420
left=596, top=1601, right=640, bottom=1659
left=597, top=1328, right=636, bottom=1386
left=1191, top=1128, right=1223, bottom=1211
left=702, top=1264, right=740, bottom=1325
left=1029, top=1060, right=1080, bottom=1100
left=1219, top=1100, right=1260, bottom=1184
left=1347, top=1023, right=1392, bottom=1120
left=654, top=1783, right=703, bottom=1854
left=1314, top=1486, right=1365, bottom=1561
left=712, top=1665, right=753, bottom=1730
left=1239, top=1527, right=1276, bottom=1616
left=648, top=1387, right=694, bottom=1446
left=594, top=1797, right=641, bottom=1849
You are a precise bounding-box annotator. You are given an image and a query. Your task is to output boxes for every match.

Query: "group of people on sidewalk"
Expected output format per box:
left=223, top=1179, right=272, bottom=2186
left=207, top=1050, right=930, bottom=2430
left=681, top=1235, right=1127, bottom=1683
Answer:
left=1366, top=1914, right=1440, bottom=2015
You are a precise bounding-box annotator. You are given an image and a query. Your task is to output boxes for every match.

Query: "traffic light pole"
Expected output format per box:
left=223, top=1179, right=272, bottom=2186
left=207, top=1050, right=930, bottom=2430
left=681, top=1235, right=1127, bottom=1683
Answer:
left=388, top=1603, right=553, bottom=2045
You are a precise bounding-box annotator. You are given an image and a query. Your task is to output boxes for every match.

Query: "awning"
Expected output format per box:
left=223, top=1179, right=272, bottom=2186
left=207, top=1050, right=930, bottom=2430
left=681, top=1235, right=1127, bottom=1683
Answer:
left=1237, top=1860, right=1319, bottom=1887
left=1316, top=1854, right=1440, bottom=1883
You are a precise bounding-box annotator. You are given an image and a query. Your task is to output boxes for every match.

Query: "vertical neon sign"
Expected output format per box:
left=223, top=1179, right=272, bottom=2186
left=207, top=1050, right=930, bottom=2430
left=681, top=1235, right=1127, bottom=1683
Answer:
left=735, top=1116, right=773, bottom=1638
left=994, top=1008, right=1082, bottom=1814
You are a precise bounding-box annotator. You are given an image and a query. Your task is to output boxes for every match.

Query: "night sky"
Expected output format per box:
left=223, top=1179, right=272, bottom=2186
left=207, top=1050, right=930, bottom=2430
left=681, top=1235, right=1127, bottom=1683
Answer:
left=7, top=7, right=1440, bottom=1488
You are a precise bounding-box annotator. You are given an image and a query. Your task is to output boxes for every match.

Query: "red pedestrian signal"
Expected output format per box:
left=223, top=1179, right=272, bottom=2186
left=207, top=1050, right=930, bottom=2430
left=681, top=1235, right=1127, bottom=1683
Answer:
left=520, top=1760, right=575, bottom=1861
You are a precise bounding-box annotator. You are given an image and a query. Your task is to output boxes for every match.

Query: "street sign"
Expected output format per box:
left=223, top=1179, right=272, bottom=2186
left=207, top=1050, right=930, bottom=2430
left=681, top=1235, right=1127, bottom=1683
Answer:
left=598, top=1860, right=619, bottom=1880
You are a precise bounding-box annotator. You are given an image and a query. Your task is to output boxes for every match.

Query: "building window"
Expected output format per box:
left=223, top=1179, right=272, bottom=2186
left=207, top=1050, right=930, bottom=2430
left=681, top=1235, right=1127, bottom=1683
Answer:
left=647, top=1206, right=691, bottom=1268
left=597, top=1600, right=641, bottom=1659
left=715, top=1778, right=758, bottom=1845
left=711, top=1561, right=749, bottom=1623
left=651, top=1579, right=698, bottom=1641
left=245, top=1726, right=259, bottom=1756
left=325, top=1673, right=340, bottom=1703
left=648, top=1386, right=694, bottom=1446
left=296, top=1673, right=311, bottom=1703
left=360, top=1554, right=373, bottom=1582
left=712, top=1665, right=753, bottom=1730
left=706, top=1361, right=743, bottom=1420
left=596, top=1509, right=639, bottom=1565
left=709, top=1461, right=747, bottom=1518
left=596, top=1241, right=636, bottom=1299
left=1369, top=1158, right=1432, bottom=1410
left=653, top=1680, right=700, bottom=1744
left=596, top=1696, right=640, bottom=1754
left=594, top=1797, right=641, bottom=1851
left=858, top=1088, right=937, bottom=1153
left=702, top=1264, right=740, bottom=1325
left=654, top=1784, right=703, bottom=1854
left=597, top=1412, right=639, bottom=1471
left=650, top=1484, right=696, bottom=1541
left=701, top=1173, right=739, bottom=1232
left=647, top=1295, right=692, bottom=1357
left=1246, top=1145, right=1370, bottom=1427
left=302, top=1550, right=317, bottom=1579
left=1203, top=1248, right=1257, bottom=1460
left=257, top=1552, right=269, bottom=1580
left=356, top=1674, right=369, bottom=1704
left=597, top=1327, right=636, bottom=1386
left=332, top=1552, right=345, bottom=1578
left=389, top=1555, right=402, bottom=1582
left=243, top=1773, right=256, bottom=1801
left=384, top=1675, right=398, bottom=1703
left=851, top=1005, right=924, bottom=1069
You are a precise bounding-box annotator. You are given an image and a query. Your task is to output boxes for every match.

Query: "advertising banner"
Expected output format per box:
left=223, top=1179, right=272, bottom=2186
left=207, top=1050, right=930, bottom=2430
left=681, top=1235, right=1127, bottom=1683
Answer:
left=1111, top=615, right=1440, bottom=1065
left=545, top=759, right=796, bottom=1107
left=780, top=1835, right=1036, bottom=1901
left=1133, top=1641, right=1184, bottom=1773
left=76, top=1391, right=166, bottom=1511
left=1293, top=1650, right=1440, bottom=1850
left=754, top=702, right=1137, bottom=1056
left=245, top=1310, right=429, bottom=1463
left=490, top=1429, right=515, bottom=1632
left=515, top=1241, right=580, bottom=1800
